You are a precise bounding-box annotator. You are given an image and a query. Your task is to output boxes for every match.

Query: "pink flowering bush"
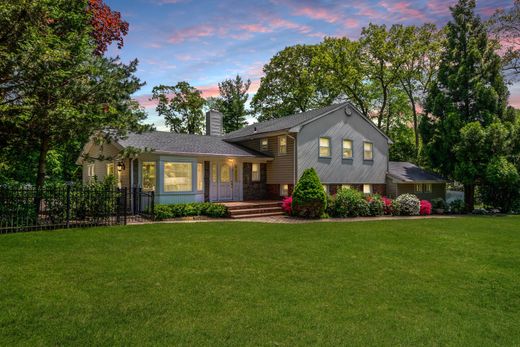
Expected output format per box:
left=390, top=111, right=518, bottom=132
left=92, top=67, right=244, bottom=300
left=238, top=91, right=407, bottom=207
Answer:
left=382, top=197, right=393, bottom=215
left=420, top=200, right=432, bottom=215
left=281, top=196, right=293, bottom=215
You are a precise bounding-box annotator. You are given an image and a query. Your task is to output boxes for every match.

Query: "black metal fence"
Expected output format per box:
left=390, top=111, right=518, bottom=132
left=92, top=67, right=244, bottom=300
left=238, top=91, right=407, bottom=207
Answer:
left=0, top=186, right=154, bottom=233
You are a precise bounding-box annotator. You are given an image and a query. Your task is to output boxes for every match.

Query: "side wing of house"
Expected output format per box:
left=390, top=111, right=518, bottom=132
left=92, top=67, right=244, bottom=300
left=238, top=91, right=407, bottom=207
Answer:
left=78, top=140, right=123, bottom=184
left=296, top=106, right=389, bottom=194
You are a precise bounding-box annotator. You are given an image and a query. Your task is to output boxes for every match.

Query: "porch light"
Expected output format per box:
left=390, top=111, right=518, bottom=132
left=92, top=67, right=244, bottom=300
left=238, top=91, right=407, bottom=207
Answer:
left=117, top=161, right=125, bottom=172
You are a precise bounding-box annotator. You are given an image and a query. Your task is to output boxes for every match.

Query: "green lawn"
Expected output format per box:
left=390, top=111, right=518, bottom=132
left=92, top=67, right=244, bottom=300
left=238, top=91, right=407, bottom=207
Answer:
left=1, top=217, right=520, bottom=346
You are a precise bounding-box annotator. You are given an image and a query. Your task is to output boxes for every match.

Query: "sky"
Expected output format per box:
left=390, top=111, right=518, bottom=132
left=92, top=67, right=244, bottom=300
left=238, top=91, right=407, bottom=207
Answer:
left=105, top=0, right=517, bottom=130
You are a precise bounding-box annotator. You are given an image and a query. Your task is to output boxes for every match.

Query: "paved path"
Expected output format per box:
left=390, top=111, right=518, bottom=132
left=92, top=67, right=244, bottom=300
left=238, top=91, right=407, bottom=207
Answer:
left=129, top=215, right=456, bottom=225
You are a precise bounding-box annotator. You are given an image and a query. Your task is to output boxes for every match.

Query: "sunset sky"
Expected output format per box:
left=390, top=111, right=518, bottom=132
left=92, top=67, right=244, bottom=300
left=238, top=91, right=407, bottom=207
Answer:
left=105, top=0, right=516, bottom=130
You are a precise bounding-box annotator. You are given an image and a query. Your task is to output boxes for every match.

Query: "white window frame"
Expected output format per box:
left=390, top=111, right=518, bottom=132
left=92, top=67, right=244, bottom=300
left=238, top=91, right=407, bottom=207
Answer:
left=278, top=135, right=287, bottom=155
left=319, top=137, right=331, bottom=158
left=87, top=164, right=95, bottom=177
left=260, top=138, right=269, bottom=152
left=252, top=163, right=261, bottom=182
left=280, top=184, right=289, bottom=197
left=424, top=183, right=432, bottom=193
left=363, top=141, right=373, bottom=161
left=342, top=139, right=353, bottom=159
left=363, top=184, right=372, bottom=194
left=415, top=184, right=423, bottom=193
left=164, top=162, right=193, bottom=192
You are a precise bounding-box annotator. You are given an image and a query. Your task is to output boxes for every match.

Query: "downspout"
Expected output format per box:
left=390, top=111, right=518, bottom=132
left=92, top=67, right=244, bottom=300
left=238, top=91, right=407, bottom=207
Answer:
left=287, top=133, right=297, bottom=187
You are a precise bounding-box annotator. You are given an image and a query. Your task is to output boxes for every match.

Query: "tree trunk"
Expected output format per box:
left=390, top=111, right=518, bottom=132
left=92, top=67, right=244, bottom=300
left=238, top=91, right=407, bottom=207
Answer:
left=463, top=184, right=475, bottom=212
left=36, top=136, right=49, bottom=190
left=411, top=99, right=419, bottom=155
left=378, top=86, right=388, bottom=129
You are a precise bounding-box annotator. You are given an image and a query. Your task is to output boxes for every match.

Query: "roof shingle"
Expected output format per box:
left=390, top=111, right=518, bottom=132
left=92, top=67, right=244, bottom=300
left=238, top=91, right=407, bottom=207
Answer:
left=388, top=161, right=446, bottom=183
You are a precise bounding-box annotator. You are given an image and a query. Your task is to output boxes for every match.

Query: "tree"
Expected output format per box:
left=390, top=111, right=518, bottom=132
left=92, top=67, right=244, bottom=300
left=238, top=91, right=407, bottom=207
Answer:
left=291, top=168, right=327, bottom=219
left=0, top=0, right=148, bottom=189
left=489, top=0, right=520, bottom=78
left=314, top=37, right=377, bottom=118
left=212, top=75, right=251, bottom=133
left=398, top=24, right=443, bottom=152
left=421, top=0, right=510, bottom=211
left=87, top=0, right=129, bottom=55
left=251, top=44, right=337, bottom=121
left=152, top=82, right=206, bottom=134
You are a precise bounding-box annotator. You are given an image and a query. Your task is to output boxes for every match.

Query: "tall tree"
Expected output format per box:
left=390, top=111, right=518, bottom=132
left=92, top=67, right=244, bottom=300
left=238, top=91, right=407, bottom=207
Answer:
left=213, top=75, right=251, bottom=133
left=251, top=44, right=337, bottom=121
left=421, top=0, right=510, bottom=210
left=398, top=24, right=443, bottom=153
left=489, top=0, right=520, bottom=78
left=87, top=0, right=129, bottom=55
left=0, top=0, right=147, bottom=189
left=152, top=82, right=206, bottom=134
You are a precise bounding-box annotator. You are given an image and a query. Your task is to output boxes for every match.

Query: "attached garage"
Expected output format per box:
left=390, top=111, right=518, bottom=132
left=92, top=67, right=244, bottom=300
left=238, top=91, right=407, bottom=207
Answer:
left=386, top=161, right=447, bottom=200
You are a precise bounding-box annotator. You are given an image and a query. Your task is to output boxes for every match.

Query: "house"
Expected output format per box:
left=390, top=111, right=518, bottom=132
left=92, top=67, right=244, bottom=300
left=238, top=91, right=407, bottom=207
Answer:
left=77, top=102, right=446, bottom=204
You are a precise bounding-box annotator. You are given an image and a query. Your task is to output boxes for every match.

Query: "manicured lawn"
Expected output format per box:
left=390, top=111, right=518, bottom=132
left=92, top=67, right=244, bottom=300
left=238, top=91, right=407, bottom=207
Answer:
left=1, top=217, right=520, bottom=346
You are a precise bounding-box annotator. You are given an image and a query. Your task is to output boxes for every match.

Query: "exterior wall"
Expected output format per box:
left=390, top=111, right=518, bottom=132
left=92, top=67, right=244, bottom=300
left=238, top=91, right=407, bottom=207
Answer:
left=81, top=142, right=131, bottom=189
left=327, top=184, right=385, bottom=196
left=242, top=163, right=267, bottom=200
left=239, top=135, right=295, bottom=185
left=296, top=107, right=389, bottom=184
left=395, top=183, right=446, bottom=200
left=266, top=184, right=294, bottom=200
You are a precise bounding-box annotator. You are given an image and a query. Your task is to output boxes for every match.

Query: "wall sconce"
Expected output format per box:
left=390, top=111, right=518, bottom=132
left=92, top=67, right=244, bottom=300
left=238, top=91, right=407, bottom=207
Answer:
left=117, top=161, right=125, bottom=172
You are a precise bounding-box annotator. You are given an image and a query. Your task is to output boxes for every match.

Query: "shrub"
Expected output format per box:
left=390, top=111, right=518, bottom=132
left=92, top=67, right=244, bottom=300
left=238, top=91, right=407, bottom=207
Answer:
left=326, top=194, right=336, bottom=216
left=154, top=202, right=228, bottom=220
left=366, top=195, right=384, bottom=216
left=449, top=199, right=466, bottom=214
left=291, top=168, right=327, bottom=218
left=393, top=194, right=420, bottom=216
left=281, top=196, right=292, bottom=215
left=420, top=200, right=432, bottom=215
left=330, top=188, right=367, bottom=217
left=431, top=198, right=448, bottom=210
left=382, top=197, right=393, bottom=215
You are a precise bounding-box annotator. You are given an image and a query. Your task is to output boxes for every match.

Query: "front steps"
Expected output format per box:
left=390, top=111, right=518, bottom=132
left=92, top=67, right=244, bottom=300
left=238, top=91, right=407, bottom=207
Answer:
left=224, top=201, right=285, bottom=219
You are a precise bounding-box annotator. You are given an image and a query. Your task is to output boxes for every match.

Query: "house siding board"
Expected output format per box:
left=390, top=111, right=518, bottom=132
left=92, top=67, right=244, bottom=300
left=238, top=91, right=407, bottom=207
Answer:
left=243, top=163, right=267, bottom=200
left=240, top=136, right=295, bottom=185
left=82, top=142, right=120, bottom=184
left=296, top=107, right=389, bottom=184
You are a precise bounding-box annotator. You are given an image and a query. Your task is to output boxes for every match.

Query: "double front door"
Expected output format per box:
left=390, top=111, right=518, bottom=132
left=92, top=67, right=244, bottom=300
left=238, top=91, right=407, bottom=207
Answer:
left=210, top=160, right=240, bottom=201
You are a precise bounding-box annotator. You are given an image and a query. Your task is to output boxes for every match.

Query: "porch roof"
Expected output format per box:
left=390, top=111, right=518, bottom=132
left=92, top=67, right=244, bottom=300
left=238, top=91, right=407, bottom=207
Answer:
left=388, top=161, right=447, bottom=183
left=118, top=131, right=272, bottom=158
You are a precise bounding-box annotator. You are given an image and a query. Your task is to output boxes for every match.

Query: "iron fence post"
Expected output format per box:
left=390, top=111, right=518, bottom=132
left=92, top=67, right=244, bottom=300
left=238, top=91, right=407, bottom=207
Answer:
left=151, top=191, right=155, bottom=219
left=66, top=185, right=71, bottom=228
left=123, top=188, right=127, bottom=225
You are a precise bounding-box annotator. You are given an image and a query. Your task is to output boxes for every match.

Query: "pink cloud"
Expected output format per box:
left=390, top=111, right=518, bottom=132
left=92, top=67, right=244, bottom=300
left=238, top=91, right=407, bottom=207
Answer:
left=344, top=18, right=359, bottom=29
left=293, top=6, right=341, bottom=23
left=426, top=0, right=453, bottom=16
left=352, top=3, right=386, bottom=19
left=133, top=94, right=158, bottom=109
left=379, top=1, right=427, bottom=20
left=239, top=23, right=272, bottom=33
left=168, top=24, right=216, bottom=44
left=510, top=92, right=520, bottom=108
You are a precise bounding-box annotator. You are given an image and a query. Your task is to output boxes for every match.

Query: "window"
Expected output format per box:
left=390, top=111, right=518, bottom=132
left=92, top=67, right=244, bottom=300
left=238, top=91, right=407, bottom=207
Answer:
left=220, top=164, right=231, bottom=183
left=106, top=163, right=115, bottom=176
left=280, top=184, right=289, bottom=197
left=260, top=138, right=269, bottom=151
left=424, top=183, right=432, bottom=193
left=363, top=142, right=373, bottom=161
left=142, top=161, right=156, bottom=191
left=197, top=163, right=203, bottom=191
left=87, top=164, right=95, bottom=177
left=319, top=137, right=331, bottom=157
left=415, top=184, right=423, bottom=193
left=342, top=139, right=353, bottom=159
left=278, top=136, right=287, bottom=155
left=252, top=163, right=260, bottom=182
left=363, top=184, right=372, bottom=194
left=322, top=184, right=328, bottom=193
left=211, top=163, right=217, bottom=183
left=341, top=184, right=351, bottom=190
left=164, top=162, right=192, bottom=192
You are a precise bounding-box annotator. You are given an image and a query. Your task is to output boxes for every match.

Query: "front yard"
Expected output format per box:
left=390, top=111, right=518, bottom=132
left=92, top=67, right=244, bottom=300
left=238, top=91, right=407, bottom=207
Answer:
left=1, top=217, right=520, bottom=346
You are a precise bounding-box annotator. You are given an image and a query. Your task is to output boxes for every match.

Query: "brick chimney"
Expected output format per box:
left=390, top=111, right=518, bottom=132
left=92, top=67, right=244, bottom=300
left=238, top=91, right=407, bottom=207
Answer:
left=206, top=110, right=223, bottom=136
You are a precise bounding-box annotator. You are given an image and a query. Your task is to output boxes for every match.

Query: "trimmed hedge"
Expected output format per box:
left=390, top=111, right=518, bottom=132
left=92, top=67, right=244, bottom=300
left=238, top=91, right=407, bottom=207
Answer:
left=154, top=202, right=229, bottom=220
left=291, top=168, right=327, bottom=218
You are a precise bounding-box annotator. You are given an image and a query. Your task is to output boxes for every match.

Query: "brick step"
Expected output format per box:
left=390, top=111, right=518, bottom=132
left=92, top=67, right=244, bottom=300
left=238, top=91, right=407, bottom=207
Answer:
left=226, top=202, right=282, bottom=211
left=230, top=211, right=286, bottom=219
left=229, top=206, right=284, bottom=216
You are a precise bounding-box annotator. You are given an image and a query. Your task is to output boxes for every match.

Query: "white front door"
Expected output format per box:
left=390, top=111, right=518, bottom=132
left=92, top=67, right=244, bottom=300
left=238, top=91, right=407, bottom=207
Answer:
left=218, top=162, right=233, bottom=200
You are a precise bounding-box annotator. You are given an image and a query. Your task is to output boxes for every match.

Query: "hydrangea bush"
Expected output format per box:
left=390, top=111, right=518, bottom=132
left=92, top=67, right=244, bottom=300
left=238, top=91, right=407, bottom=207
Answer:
left=392, top=194, right=420, bottom=216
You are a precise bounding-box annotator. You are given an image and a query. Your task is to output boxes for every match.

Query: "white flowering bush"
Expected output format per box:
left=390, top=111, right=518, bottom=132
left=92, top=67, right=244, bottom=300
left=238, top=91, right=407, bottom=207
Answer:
left=392, top=194, right=420, bottom=216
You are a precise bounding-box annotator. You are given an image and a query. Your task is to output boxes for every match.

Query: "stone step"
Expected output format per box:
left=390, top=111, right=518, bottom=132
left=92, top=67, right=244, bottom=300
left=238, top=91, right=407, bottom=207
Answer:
left=229, top=206, right=284, bottom=216
left=225, top=202, right=282, bottom=211
left=230, top=211, right=286, bottom=219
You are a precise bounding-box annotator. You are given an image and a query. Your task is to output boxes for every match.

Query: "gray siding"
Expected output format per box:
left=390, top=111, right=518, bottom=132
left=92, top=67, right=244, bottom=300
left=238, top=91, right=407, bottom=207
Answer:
left=296, top=107, right=389, bottom=184
left=240, top=135, right=295, bottom=185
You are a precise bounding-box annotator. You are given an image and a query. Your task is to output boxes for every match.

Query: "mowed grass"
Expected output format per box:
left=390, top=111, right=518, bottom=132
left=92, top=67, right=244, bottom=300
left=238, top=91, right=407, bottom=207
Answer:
left=1, top=217, right=520, bottom=346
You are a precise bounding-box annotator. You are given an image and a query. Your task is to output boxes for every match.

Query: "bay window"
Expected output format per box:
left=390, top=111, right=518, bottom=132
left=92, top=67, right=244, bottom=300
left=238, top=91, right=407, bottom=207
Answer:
left=164, top=162, right=192, bottom=192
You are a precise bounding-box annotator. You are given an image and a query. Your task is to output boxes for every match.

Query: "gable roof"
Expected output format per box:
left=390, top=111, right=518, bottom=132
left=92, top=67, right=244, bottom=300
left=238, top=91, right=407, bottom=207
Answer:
left=224, top=102, right=391, bottom=143
left=117, top=131, right=271, bottom=158
left=388, top=161, right=446, bottom=183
